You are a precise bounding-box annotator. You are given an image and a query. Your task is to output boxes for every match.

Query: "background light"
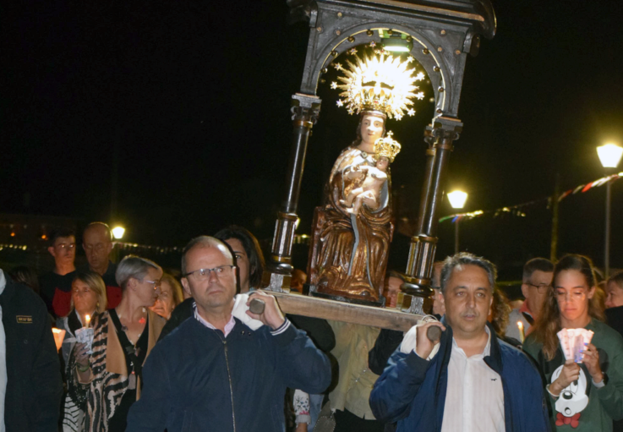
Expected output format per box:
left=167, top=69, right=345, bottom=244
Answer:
left=112, top=226, right=125, bottom=240
left=597, top=143, right=623, bottom=168
left=447, top=190, right=468, bottom=209
left=382, top=36, right=413, bottom=53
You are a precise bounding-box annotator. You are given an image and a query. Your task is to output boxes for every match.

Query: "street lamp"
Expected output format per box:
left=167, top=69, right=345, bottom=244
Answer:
left=597, top=143, right=623, bottom=278
left=112, top=226, right=125, bottom=240
left=447, top=190, right=468, bottom=254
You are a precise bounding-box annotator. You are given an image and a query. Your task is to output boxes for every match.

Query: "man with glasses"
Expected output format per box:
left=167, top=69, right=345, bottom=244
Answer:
left=40, top=227, right=77, bottom=317
left=126, top=236, right=331, bottom=432
left=83, top=222, right=122, bottom=309
left=505, top=257, right=553, bottom=341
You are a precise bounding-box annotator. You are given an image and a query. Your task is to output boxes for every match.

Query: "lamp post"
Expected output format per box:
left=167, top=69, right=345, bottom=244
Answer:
left=596, top=143, right=623, bottom=278
left=447, top=191, right=468, bottom=254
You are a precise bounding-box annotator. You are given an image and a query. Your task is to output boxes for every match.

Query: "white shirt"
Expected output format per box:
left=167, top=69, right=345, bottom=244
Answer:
left=401, top=325, right=504, bottom=432
left=441, top=328, right=504, bottom=432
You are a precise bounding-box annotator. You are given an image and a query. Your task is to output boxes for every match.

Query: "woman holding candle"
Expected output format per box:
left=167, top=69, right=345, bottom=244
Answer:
left=69, top=255, right=166, bottom=432
left=524, top=254, right=623, bottom=431
left=57, top=271, right=107, bottom=432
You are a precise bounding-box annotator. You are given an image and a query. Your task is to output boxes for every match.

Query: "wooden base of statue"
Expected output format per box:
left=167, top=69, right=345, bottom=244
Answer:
left=307, top=206, right=393, bottom=306
left=273, top=291, right=421, bottom=332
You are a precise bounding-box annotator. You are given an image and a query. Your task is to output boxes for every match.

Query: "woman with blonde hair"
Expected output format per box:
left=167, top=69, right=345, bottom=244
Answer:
left=58, top=271, right=108, bottom=431
left=524, top=254, right=623, bottom=431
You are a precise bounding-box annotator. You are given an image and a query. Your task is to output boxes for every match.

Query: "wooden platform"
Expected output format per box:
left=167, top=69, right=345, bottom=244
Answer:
left=273, top=292, right=422, bottom=332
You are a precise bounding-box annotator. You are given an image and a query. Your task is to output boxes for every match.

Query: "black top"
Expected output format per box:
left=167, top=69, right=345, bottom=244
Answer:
left=0, top=272, right=63, bottom=432
left=107, top=309, right=149, bottom=432
left=606, top=306, right=623, bottom=338
left=39, top=270, right=76, bottom=318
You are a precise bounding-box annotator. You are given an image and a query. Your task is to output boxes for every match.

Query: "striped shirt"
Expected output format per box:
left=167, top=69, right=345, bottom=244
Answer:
left=441, top=327, right=504, bottom=432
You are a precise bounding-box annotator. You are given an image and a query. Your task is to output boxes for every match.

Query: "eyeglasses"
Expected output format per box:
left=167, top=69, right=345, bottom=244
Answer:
left=525, top=282, right=550, bottom=292
left=556, top=290, right=587, bottom=302
left=72, top=287, right=92, bottom=295
left=143, top=279, right=162, bottom=289
left=184, top=265, right=236, bottom=281
left=56, top=243, right=76, bottom=250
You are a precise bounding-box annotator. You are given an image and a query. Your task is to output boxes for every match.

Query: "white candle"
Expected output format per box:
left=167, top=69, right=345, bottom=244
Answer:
left=85, top=314, right=91, bottom=328
left=517, top=321, right=525, bottom=343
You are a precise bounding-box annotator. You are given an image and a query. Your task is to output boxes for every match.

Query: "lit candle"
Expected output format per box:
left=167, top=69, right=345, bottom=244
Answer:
left=85, top=314, right=91, bottom=328
left=517, top=321, right=525, bottom=343
left=51, top=328, right=66, bottom=352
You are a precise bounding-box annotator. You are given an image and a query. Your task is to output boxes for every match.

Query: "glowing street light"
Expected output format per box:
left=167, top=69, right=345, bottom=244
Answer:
left=447, top=190, right=468, bottom=254
left=112, top=226, right=126, bottom=240
left=597, top=143, right=623, bottom=168
left=447, top=190, right=468, bottom=209
left=596, top=143, right=622, bottom=278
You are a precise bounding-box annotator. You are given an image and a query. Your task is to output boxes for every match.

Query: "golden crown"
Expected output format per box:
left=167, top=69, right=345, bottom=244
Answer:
left=374, top=132, right=401, bottom=163
left=331, top=53, right=425, bottom=120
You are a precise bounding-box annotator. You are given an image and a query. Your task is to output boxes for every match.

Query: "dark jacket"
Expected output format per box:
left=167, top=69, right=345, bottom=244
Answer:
left=0, top=272, right=63, bottom=432
left=369, top=322, right=551, bottom=432
left=127, top=316, right=332, bottom=432
left=159, top=297, right=336, bottom=352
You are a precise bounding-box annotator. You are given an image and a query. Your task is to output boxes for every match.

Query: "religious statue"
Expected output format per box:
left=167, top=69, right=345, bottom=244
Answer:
left=308, top=53, right=424, bottom=304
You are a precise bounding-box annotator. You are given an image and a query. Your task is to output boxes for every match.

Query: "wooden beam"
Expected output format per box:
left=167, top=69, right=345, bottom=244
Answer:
left=273, top=292, right=422, bottom=332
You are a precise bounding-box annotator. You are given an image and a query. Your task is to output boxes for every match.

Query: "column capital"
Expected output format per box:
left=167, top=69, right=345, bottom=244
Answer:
left=291, top=93, right=322, bottom=125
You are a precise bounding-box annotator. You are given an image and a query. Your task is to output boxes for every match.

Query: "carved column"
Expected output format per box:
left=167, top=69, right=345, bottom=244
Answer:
left=401, top=116, right=462, bottom=312
left=264, top=93, right=321, bottom=292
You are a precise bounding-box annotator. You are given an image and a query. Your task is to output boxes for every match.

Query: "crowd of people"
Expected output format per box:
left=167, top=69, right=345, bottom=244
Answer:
left=1, top=221, right=623, bottom=431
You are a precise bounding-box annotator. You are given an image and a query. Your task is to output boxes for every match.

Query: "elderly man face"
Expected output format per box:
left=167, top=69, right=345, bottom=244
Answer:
left=521, top=269, right=553, bottom=319
left=182, top=244, right=237, bottom=313
left=83, top=225, right=113, bottom=274
left=440, top=264, right=493, bottom=339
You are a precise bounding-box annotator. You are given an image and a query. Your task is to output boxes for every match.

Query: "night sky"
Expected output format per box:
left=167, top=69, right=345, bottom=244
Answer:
left=3, top=0, right=622, bottom=277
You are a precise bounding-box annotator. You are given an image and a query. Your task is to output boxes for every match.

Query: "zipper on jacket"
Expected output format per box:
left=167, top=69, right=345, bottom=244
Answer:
left=223, top=340, right=237, bottom=432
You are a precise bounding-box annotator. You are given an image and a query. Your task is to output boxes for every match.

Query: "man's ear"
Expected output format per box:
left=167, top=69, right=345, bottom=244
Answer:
left=48, top=246, right=56, bottom=257
left=521, top=283, right=530, bottom=300
left=181, top=278, right=191, bottom=297
left=437, top=289, right=445, bottom=306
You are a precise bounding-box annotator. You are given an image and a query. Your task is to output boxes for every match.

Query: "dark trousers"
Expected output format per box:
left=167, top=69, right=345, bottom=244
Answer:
left=334, top=409, right=385, bottom=432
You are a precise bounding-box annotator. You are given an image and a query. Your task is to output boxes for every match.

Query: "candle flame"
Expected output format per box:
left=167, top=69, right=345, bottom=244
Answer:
left=517, top=321, right=523, bottom=329
left=51, top=327, right=66, bottom=352
left=85, top=314, right=91, bottom=325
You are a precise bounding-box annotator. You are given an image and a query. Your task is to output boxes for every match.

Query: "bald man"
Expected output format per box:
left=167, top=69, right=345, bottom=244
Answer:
left=82, top=222, right=122, bottom=308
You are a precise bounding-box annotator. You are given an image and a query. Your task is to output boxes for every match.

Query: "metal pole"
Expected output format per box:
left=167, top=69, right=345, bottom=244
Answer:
left=550, top=173, right=560, bottom=262
left=605, top=181, right=611, bottom=278
left=265, top=94, right=321, bottom=291
left=455, top=220, right=459, bottom=254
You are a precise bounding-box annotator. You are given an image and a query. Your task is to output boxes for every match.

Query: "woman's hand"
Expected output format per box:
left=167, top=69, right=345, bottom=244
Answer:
left=582, top=343, right=603, bottom=382
left=74, top=342, right=90, bottom=369
left=295, top=423, right=308, bottom=432
left=550, top=360, right=580, bottom=395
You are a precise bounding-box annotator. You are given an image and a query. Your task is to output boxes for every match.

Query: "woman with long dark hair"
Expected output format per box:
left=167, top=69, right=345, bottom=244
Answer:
left=524, top=254, right=623, bottom=431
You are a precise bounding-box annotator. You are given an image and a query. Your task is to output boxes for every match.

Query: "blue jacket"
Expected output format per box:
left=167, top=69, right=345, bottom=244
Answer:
left=369, top=322, right=551, bottom=432
left=126, top=316, right=331, bottom=432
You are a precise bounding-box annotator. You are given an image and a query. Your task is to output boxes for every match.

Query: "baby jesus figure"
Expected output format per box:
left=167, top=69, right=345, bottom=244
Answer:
left=340, top=156, right=389, bottom=215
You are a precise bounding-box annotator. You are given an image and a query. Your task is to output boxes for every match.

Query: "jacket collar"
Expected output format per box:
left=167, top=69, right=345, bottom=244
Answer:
left=437, top=317, right=503, bottom=373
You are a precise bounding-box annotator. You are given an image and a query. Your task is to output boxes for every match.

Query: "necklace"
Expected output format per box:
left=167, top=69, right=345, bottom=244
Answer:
left=117, top=307, right=146, bottom=333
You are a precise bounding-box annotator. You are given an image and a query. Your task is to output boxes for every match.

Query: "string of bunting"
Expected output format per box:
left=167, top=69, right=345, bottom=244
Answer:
left=440, top=171, right=623, bottom=224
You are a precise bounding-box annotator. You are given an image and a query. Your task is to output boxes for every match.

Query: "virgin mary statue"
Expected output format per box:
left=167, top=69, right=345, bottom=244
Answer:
left=308, top=110, right=394, bottom=304
left=307, top=52, right=423, bottom=304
